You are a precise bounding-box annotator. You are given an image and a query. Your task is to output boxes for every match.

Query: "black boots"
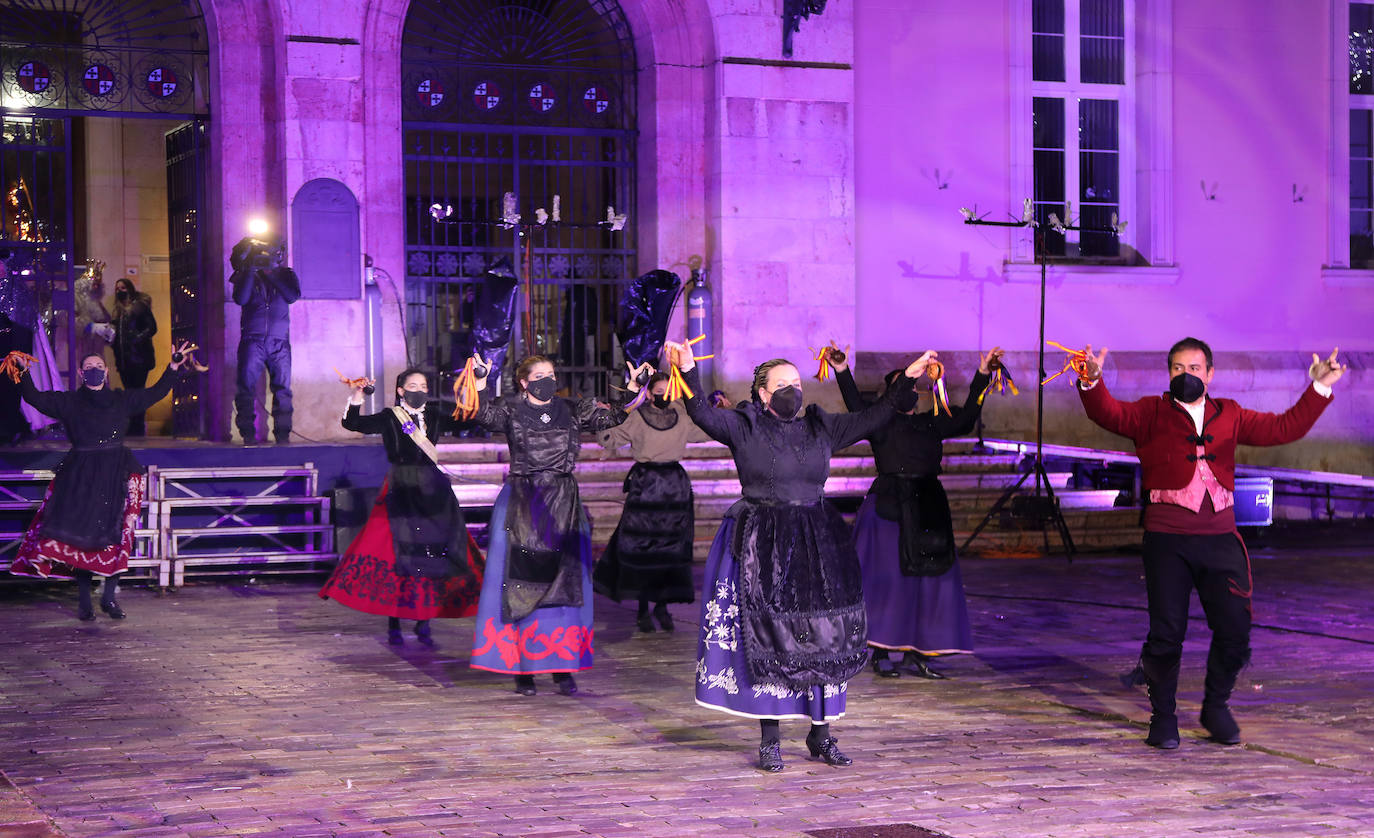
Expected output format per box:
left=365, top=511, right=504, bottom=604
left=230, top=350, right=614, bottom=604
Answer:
left=77, top=572, right=123, bottom=620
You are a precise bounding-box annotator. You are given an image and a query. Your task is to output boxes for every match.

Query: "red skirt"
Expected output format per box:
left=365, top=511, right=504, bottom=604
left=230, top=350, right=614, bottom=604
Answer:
left=9, top=474, right=144, bottom=580
left=319, top=488, right=484, bottom=620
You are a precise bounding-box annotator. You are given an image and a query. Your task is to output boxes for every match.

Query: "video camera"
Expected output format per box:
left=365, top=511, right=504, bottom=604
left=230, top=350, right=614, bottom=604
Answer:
left=230, top=235, right=284, bottom=272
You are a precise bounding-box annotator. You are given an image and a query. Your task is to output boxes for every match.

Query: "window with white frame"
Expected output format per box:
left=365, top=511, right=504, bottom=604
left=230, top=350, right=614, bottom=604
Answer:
left=1029, top=0, right=1134, bottom=261
left=1349, top=1, right=1374, bottom=267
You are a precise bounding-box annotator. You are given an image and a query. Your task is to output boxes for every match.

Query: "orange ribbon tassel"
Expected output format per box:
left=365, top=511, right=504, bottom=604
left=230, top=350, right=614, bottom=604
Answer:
left=334, top=367, right=370, bottom=389
left=451, top=357, right=481, bottom=420
left=927, top=360, right=952, bottom=416
left=1042, top=341, right=1093, bottom=386
left=0, top=351, right=36, bottom=383
left=979, top=361, right=1019, bottom=405
left=666, top=335, right=715, bottom=401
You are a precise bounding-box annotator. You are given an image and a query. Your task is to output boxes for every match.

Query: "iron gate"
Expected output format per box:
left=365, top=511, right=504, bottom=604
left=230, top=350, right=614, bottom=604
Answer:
left=401, top=0, right=637, bottom=396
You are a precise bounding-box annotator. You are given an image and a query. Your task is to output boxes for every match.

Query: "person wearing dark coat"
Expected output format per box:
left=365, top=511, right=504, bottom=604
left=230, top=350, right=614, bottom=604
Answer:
left=9, top=346, right=191, bottom=618
left=829, top=347, right=1000, bottom=679
left=319, top=368, right=485, bottom=645
left=466, top=353, right=625, bottom=698
left=230, top=236, right=301, bottom=444
left=111, top=277, right=158, bottom=436
left=594, top=368, right=711, bottom=632
left=668, top=338, right=934, bottom=772
left=1078, top=337, right=1342, bottom=750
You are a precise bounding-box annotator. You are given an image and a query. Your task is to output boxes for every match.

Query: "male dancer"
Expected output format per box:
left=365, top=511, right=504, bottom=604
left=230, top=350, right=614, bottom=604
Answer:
left=1078, top=338, right=1343, bottom=749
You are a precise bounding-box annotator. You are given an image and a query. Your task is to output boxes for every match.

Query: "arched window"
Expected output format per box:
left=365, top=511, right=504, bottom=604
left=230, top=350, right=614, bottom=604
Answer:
left=401, top=0, right=637, bottom=394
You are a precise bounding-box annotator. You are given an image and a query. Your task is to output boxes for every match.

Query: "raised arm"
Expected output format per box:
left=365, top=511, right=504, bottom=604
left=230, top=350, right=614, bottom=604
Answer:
left=18, top=369, right=67, bottom=420
left=1234, top=384, right=1332, bottom=447
left=597, top=411, right=638, bottom=451
left=341, top=403, right=392, bottom=435
left=834, top=367, right=871, bottom=413
left=679, top=365, right=750, bottom=447
left=1076, top=346, right=1152, bottom=442
left=821, top=375, right=907, bottom=451
left=126, top=365, right=179, bottom=413
left=936, top=369, right=992, bottom=439
left=230, top=266, right=257, bottom=307
left=575, top=397, right=625, bottom=434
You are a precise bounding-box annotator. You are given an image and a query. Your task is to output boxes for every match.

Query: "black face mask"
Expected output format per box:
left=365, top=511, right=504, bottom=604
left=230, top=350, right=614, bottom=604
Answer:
left=402, top=390, right=428, bottom=410
left=1169, top=372, right=1206, bottom=403
left=81, top=368, right=106, bottom=388
left=892, top=386, right=920, bottom=413
left=525, top=377, right=557, bottom=402
left=651, top=394, right=670, bottom=409
left=115, top=290, right=129, bottom=303
left=768, top=385, right=803, bottom=420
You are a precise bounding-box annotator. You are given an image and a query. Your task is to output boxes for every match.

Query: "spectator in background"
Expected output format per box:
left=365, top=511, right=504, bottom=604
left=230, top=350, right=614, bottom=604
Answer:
left=111, top=276, right=157, bottom=436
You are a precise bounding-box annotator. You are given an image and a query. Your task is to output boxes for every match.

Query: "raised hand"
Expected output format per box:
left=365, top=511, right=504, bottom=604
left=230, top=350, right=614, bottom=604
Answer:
left=626, top=361, right=654, bottom=392
left=980, top=346, right=1005, bottom=374
left=471, top=352, right=490, bottom=391
left=664, top=340, right=694, bottom=373
left=1309, top=347, right=1345, bottom=387
left=170, top=341, right=194, bottom=370
left=1081, top=344, right=1108, bottom=381
left=905, top=350, right=939, bottom=379
left=824, top=340, right=851, bottom=373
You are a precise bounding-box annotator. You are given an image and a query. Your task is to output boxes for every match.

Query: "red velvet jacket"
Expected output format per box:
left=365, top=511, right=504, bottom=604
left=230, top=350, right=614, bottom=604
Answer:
left=1079, top=380, right=1332, bottom=492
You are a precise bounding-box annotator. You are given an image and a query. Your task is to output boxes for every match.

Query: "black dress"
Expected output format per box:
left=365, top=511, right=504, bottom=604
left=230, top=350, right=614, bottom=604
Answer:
left=10, top=368, right=177, bottom=579
left=593, top=400, right=708, bottom=605
left=319, top=402, right=484, bottom=619
left=682, top=365, right=908, bottom=718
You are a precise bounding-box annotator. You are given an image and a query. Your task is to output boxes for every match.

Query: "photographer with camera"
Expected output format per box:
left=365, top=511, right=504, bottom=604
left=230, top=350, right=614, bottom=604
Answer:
left=230, top=233, right=300, bottom=445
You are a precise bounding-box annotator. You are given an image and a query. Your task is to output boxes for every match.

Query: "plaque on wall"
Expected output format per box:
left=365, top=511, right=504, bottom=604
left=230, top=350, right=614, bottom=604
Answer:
left=291, top=178, right=361, bottom=300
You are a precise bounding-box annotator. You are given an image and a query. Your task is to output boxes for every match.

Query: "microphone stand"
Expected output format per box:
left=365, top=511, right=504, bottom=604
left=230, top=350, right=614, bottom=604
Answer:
left=956, top=207, right=1119, bottom=558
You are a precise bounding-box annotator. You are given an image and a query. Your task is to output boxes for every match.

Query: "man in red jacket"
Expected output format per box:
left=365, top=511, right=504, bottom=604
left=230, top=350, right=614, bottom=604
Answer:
left=1078, top=337, right=1344, bottom=750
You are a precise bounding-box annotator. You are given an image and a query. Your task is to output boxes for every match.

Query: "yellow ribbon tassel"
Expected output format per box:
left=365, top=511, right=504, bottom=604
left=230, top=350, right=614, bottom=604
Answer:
left=1042, top=341, right=1092, bottom=386
left=927, top=360, right=952, bottom=416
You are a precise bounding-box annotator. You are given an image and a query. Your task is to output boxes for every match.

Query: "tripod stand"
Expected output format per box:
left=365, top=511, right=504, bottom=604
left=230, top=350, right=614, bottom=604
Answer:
left=957, top=207, right=1119, bottom=558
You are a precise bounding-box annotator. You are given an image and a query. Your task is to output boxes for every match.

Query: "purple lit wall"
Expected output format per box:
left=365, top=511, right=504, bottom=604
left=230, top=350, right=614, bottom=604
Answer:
left=854, top=0, right=1372, bottom=472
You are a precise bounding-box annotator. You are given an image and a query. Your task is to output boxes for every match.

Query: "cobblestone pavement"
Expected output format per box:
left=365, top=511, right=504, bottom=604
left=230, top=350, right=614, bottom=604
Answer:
left=1, top=544, right=1372, bottom=838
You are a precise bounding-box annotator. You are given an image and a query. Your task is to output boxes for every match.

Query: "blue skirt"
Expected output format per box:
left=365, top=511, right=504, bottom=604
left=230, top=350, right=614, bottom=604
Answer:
left=854, top=494, right=972, bottom=654
left=695, top=513, right=847, bottom=722
left=470, top=483, right=594, bottom=674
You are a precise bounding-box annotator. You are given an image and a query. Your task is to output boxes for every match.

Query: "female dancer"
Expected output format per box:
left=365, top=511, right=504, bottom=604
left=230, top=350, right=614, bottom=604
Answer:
left=9, top=345, right=192, bottom=618
left=466, top=353, right=624, bottom=696
left=668, top=339, right=933, bottom=771
left=828, top=347, right=1000, bottom=678
left=320, top=369, right=483, bottom=644
left=594, top=368, right=710, bottom=633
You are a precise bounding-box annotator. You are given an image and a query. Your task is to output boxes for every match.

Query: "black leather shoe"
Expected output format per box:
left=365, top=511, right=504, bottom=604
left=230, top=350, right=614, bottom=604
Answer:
left=100, top=601, right=126, bottom=620
left=872, top=655, right=900, bottom=678
left=78, top=606, right=95, bottom=622
left=757, top=741, right=784, bottom=772
left=414, top=620, right=434, bottom=645
left=652, top=603, right=674, bottom=632
left=807, top=736, right=853, bottom=767
left=514, top=675, right=536, bottom=696
left=1201, top=704, right=1241, bottom=745
left=636, top=612, right=655, bottom=633
left=553, top=673, right=578, bottom=696
left=387, top=628, right=404, bottom=645
left=1145, top=714, right=1180, bottom=749
left=901, top=654, right=947, bottom=680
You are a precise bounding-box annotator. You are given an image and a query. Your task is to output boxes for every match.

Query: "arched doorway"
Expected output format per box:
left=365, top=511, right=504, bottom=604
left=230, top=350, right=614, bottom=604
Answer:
left=400, top=0, right=637, bottom=395
left=0, top=0, right=210, bottom=437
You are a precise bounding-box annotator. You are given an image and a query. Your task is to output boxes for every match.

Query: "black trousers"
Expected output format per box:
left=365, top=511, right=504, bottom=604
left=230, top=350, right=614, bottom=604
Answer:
left=235, top=335, right=292, bottom=441
left=119, top=367, right=150, bottom=435
left=1140, top=531, right=1252, bottom=717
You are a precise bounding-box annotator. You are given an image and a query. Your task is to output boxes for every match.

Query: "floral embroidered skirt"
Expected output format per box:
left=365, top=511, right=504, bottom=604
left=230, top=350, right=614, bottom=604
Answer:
left=9, top=474, right=143, bottom=580
left=695, top=512, right=847, bottom=722
left=469, top=482, right=594, bottom=675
